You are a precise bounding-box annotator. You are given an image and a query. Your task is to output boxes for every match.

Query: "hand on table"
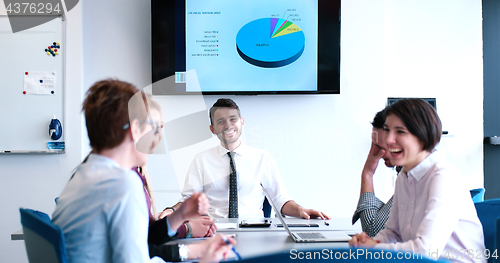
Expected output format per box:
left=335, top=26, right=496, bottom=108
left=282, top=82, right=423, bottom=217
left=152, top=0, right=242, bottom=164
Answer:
left=349, top=232, right=380, bottom=247
left=281, top=200, right=331, bottom=220
left=298, top=208, right=331, bottom=220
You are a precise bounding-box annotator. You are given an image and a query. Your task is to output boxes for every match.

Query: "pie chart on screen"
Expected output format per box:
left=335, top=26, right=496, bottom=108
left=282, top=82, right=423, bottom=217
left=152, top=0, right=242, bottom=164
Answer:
left=236, top=18, right=305, bottom=68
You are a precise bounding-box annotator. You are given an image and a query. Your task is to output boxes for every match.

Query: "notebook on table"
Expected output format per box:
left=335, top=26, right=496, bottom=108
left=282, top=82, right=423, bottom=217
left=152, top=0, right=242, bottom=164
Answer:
left=261, top=185, right=351, bottom=243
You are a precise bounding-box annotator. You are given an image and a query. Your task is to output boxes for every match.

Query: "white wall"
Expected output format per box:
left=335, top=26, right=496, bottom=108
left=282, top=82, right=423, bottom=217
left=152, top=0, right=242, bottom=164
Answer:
left=150, top=0, right=484, bottom=216
left=0, top=2, right=83, bottom=262
left=0, top=0, right=483, bottom=262
left=80, top=0, right=153, bottom=156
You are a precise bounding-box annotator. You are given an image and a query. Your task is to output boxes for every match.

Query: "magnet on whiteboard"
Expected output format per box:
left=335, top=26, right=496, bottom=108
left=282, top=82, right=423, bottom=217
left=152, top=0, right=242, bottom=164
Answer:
left=49, top=115, right=62, bottom=140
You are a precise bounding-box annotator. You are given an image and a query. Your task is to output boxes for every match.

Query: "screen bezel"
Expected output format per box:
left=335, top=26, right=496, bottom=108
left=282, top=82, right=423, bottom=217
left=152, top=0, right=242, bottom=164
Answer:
left=151, top=0, right=341, bottom=95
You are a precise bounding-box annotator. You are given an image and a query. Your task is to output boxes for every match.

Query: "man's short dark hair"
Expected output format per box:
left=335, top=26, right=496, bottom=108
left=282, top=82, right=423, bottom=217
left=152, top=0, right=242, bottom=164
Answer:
left=371, top=109, right=386, bottom=129
left=209, top=98, right=241, bottom=125
left=384, top=98, right=442, bottom=152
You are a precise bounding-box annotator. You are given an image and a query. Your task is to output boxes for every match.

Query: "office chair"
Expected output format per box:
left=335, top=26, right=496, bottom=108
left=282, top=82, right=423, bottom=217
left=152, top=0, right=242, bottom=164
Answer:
left=496, top=218, right=500, bottom=261
left=475, top=199, right=500, bottom=263
left=470, top=188, right=486, bottom=203
left=263, top=197, right=272, bottom=218
left=20, top=208, right=69, bottom=263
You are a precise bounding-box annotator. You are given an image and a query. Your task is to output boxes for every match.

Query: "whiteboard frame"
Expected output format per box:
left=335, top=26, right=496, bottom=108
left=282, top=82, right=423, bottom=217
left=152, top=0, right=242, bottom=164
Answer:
left=0, top=14, right=66, bottom=154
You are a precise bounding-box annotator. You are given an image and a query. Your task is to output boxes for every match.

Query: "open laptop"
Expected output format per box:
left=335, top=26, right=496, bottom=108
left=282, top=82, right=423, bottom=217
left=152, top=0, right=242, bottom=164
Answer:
left=262, top=185, right=351, bottom=243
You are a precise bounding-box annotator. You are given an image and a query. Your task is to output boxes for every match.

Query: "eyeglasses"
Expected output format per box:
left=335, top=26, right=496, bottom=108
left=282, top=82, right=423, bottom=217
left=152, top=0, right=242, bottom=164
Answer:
left=146, top=120, right=164, bottom=135
left=121, top=120, right=163, bottom=135
left=121, top=92, right=164, bottom=135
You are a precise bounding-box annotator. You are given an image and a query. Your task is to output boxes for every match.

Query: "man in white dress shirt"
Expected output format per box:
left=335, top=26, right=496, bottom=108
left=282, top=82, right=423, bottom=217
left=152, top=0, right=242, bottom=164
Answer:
left=164, top=98, right=330, bottom=219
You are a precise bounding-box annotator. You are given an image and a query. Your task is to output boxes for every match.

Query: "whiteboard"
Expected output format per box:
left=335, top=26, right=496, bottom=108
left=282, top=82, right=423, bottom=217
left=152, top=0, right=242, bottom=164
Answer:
left=0, top=16, right=65, bottom=153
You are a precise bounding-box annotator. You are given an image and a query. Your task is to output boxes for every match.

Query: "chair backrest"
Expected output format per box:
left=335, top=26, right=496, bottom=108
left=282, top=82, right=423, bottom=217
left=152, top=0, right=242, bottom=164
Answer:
left=20, top=208, right=69, bottom=263
left=497, top=218, right=500, bottom=262
left=262, top=197, right=272, bottom=218
left=237, top=248, right=449, bottom=262
left=475, top=199, right=500, bottom=263
left=470, top=188, right=486, bottom=203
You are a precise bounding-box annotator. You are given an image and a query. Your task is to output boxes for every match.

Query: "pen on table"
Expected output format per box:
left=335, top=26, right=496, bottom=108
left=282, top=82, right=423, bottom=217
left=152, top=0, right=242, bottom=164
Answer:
left=222, top=235, right=241, bottom=260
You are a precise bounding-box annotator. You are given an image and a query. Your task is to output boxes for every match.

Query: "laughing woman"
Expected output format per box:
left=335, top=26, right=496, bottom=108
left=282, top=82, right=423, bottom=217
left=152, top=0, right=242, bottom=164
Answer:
left=349, top=99, right=485, bottom=262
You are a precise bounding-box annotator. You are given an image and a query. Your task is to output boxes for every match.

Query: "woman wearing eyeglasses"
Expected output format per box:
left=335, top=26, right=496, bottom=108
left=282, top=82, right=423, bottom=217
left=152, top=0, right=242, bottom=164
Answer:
left=135, top=99, right=218, bottom=261
left=52, top=79, right=234, bottom=263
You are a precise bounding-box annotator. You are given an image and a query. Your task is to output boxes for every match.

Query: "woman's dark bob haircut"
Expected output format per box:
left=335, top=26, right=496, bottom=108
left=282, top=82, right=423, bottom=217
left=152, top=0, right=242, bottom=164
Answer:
left=385, top=98, right=442, bottom=152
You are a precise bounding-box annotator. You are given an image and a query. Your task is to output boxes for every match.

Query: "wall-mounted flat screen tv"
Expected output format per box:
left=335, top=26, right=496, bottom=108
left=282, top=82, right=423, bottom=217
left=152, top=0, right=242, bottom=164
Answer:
left=152, top=0, right=340, bottom=95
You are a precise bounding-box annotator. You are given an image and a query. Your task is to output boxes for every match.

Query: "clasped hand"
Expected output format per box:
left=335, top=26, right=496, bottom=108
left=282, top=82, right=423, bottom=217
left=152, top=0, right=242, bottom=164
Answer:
left=348, top=232, right=380, bottom=247
left=178, top=192, right=209, bottom=219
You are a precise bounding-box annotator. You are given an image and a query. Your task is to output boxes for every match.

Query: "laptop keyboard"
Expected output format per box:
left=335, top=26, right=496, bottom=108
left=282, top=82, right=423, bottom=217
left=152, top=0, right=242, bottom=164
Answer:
left=296, top=232, right=325, bottom=239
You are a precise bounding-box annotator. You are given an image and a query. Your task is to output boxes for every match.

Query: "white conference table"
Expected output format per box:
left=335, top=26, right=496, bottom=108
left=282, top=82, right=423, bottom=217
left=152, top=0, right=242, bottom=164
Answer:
left=173, top=217, right=361, bottom=259
left=12, top=217, right=361, bottom=259
left=213, top=217, right=360, bottom=232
